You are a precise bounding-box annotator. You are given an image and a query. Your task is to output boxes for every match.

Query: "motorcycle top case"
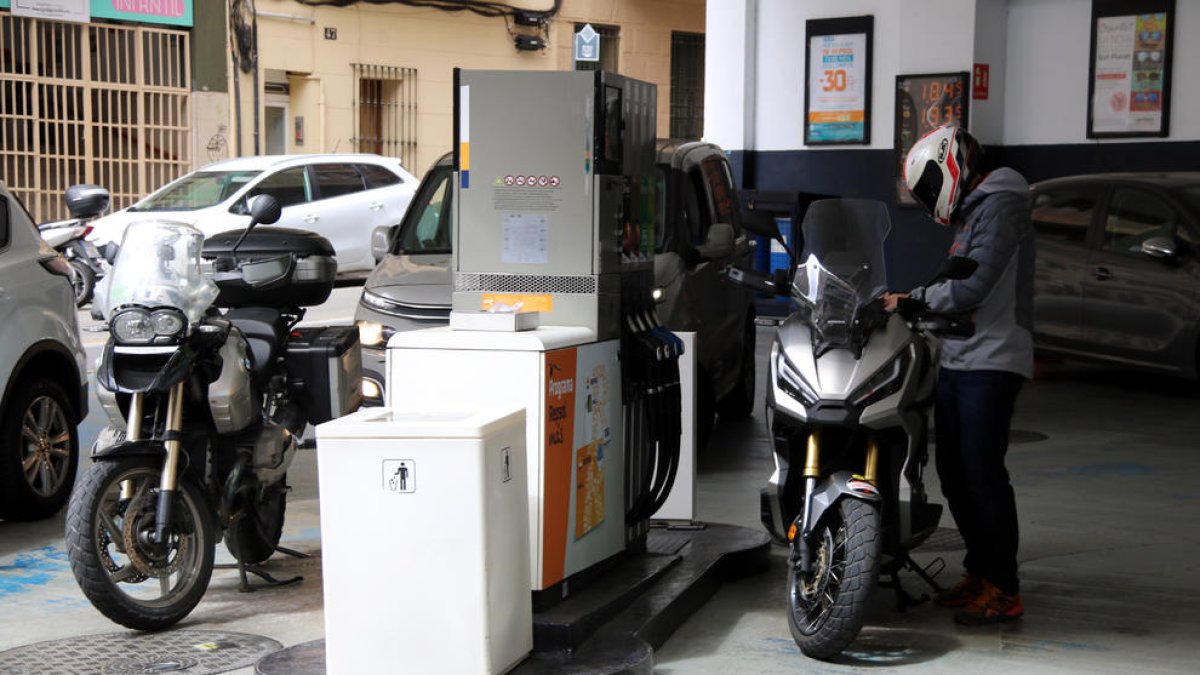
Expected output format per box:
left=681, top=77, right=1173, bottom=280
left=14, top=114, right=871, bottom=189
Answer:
left=201, top=228, right=337, bottom=308
left=286, top=325, right=363, bottom=425
left=65, top=184, right=110, bottom=219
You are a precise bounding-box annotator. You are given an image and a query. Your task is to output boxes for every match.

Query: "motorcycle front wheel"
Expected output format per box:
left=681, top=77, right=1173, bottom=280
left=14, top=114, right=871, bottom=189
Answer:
left=65, top=457, right=215, bottom=631
left=68, top=258, right=95, bottom=307
left=787, top=497, right=881, bottom=660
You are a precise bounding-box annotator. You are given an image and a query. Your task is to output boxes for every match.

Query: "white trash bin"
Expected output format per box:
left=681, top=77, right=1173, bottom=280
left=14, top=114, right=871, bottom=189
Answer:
left=316, top=407, right=531, bottom=675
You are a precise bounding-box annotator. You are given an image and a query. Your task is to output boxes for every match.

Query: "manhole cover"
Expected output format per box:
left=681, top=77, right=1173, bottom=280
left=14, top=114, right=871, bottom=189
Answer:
left=0, top=630, right=281, bottom=675
left=916, top=527, right=965, bottom=552
left=1010, top=429, right=1049, bottom=444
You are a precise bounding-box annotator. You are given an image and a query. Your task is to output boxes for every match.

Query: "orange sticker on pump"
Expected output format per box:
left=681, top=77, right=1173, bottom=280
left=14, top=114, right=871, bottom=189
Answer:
left=481, top=293, right=553, bottom=313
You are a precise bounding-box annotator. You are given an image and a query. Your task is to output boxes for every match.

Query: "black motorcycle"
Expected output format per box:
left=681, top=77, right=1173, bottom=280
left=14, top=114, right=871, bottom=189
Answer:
left=66, top=195, right=362, bottom=630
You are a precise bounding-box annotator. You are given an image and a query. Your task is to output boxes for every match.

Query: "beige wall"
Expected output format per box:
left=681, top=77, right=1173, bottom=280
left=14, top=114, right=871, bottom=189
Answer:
left=230, top=0, right=704, bottom=178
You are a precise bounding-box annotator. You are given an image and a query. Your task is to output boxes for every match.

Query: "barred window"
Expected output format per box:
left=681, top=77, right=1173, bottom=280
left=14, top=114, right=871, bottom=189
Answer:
left=352, top=64, right=417, bottom=171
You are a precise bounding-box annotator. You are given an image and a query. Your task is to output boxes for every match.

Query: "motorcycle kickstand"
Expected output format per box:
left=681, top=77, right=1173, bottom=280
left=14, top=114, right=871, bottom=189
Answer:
left=879, top=553, right=946, bottom=612
left=218, top=546, right=310, bottom=592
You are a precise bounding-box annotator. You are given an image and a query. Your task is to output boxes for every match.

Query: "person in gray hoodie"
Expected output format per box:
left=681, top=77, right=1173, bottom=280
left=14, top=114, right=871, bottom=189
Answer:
left=885, top=125, right=1034, bottom=626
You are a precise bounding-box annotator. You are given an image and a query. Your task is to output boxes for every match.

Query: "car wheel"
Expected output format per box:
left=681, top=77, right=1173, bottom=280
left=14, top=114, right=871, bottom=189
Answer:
left=0, top=376, right=79, bottom=521
left=717, top=316, right=757, bottom=419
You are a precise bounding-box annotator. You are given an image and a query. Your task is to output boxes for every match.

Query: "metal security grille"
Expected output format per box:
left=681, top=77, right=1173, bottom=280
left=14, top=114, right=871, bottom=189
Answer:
left=0, top=12, right=190, bottom=221
left=670, top=32, right=705, bottom=140
left=351, top=63, right=417, bottom=171
left=455, top=273, right=598, bottom=295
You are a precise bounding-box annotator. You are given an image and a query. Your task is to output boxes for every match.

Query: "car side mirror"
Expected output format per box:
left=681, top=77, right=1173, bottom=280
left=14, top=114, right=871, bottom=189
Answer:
left=372, top=224, right=398, bottom=262
left=1141, top=236, right=1176, bottom=259
left=695, top=222, right=736, bottom=261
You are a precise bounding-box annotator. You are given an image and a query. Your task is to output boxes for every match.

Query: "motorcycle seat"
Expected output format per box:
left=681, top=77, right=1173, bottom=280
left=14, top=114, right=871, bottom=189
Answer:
left=226, top=307, right=286, bottom=377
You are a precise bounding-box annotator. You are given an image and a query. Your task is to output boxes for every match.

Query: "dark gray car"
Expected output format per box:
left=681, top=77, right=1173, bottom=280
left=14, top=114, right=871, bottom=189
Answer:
left=1031, top=172, right=1200, bottom=378
left=355, top=141, right=757, bottom=447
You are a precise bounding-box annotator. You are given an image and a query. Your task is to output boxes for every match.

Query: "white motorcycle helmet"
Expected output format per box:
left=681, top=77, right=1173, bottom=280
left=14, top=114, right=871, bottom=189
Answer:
left=903, top=124, right=981, bottom=225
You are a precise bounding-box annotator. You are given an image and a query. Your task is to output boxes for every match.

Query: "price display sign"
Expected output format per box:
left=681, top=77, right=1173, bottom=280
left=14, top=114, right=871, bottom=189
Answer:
left=894, top=71, right=970, bottom=205
left=804, top=15, right=874, bottom=146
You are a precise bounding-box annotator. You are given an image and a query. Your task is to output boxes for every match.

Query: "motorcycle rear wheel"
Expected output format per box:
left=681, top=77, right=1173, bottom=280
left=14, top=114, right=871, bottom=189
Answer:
left=68, top=258, right=94, bottom=307
left=65, top=457, right=214, bottom=631
left=787, top=497, right=881, bottom=660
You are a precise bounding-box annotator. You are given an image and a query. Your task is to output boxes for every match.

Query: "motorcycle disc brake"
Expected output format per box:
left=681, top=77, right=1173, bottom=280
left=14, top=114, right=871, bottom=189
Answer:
left=800, top=530, right=834, bottom=599
left=122, top=487, right=191, bottom=579
left=98, top=499, right=148, bottom=584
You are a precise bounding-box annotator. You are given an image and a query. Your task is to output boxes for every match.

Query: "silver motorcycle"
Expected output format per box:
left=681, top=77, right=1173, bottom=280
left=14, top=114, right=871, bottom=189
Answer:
left=66, top=195, right=361, bottom=630
left=729, top=198, right=975, bottom=659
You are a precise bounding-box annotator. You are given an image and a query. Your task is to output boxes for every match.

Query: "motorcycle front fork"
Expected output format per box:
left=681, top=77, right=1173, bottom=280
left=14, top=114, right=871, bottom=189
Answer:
left=790, top=431, right=879, bottom=573
left=121, top=382, right=187, bottom=545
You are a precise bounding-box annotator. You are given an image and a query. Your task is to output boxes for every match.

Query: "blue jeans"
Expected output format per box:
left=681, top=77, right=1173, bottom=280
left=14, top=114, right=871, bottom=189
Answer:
left=934, top=368, right=1024, bottom=595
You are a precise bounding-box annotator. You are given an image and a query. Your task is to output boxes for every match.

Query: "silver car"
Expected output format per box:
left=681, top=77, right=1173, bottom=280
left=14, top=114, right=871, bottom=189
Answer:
left=0, top=181, right=89, bottom=521
left=1031, top=172, right=1200, bottom=378
left=356, top=141, right=757, bottom=447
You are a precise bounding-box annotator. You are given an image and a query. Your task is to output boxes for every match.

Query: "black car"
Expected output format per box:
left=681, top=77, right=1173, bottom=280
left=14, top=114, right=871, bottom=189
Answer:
left=1030, top=172, right=1200, bottom=378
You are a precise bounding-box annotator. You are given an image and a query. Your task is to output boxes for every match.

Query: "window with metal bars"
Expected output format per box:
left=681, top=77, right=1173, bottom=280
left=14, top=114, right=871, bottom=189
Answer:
left=670, top=32, right=705, bottom=140
left=352, top=64, right=417, bottom=171
left=573, top=23, right=620, bottom=73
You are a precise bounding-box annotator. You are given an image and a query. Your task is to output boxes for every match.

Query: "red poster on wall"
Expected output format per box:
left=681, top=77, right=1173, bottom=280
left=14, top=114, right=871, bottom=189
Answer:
left=973, top=64, right=990, bottom=100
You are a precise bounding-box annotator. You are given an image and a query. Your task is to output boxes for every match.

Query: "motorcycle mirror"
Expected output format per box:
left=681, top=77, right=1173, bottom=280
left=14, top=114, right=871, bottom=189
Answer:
left=102, top=242, right=120, bottom=265
left=231, top=194, right=282, bottom=254
left=248, top=194, right=282, bottom=226
left=740, top=207, right=781, bottom=240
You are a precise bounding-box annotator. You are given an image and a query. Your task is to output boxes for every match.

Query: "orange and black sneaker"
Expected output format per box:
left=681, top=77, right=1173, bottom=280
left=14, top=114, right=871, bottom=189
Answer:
left=935, top=573, right=983, bottom=608
left=954, top=580, right=1024, bottom=625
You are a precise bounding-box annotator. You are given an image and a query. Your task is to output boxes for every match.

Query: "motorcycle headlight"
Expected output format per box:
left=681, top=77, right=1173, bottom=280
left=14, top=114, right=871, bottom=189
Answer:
left=111, top=308, right=154, bottom=344
left=111, top=307, right=187, bottom=345
left=776, top=351, right=819, bottom=407
left=850, top=347, right=913, bottom=408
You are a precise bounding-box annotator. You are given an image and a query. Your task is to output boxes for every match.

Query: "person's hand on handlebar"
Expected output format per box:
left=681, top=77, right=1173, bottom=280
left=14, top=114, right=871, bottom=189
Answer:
left=883, top=292, right=910, bottom=312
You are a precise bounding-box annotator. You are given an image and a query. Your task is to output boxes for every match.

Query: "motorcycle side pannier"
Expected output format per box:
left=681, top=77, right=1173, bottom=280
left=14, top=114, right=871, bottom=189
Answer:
left=201, top=228, right=336, bottom=308
left=286, top=325, right=363, bottom=424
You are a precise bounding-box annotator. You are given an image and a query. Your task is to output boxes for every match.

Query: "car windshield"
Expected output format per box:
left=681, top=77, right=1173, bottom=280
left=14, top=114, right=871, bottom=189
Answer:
left=93, top=220, right=219, bottom=323
left=130, top=170, right=260, bottom=212
left=394, top=165, right=452, bottom=254
left=792, top=199, right=890, bottom=349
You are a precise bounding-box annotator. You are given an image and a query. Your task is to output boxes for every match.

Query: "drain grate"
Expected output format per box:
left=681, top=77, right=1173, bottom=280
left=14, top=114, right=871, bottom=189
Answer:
left=0, top=630, right=281, bottom=675
left=916, top=527, right=965, bottom=552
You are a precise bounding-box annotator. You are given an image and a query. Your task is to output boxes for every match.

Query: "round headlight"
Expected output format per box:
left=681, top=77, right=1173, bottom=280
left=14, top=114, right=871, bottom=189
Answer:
left=150, top=309, right=186, bottom=337
left=112, top=309, right=153, bottom=344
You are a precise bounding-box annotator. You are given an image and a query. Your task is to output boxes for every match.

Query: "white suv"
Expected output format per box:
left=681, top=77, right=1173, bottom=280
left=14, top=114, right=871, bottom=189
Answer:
left=0, top=181, right=89, bottom=521
left=86, top=154, right=417, bottom=275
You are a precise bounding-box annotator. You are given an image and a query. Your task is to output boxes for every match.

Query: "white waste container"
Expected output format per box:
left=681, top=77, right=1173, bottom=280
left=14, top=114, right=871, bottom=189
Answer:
left=316, top=407, right=531, bottom=675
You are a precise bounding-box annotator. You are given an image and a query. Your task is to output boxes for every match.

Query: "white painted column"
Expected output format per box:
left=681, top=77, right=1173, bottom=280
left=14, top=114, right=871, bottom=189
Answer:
left=704, top=0, right=756, bottom=152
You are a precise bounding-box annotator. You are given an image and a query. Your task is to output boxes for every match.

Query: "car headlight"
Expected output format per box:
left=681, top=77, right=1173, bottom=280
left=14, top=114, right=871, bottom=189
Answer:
left=850, top=346, right=913, bottom=408
left=111, top=307, right=187, bottom=345
left=360, top=289, right=394, bottom=312
left=358, top=320, right=385, bottom=348
left=776, top=351, right=819, bottom=407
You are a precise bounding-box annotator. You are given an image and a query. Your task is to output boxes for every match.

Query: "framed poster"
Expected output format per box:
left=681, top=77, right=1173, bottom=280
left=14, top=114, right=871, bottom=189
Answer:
left=1087, top=0, right=1174, bottom=138
left=894, top=72, right=970, bottom=205
left=804, top=15, right=874, bottom=145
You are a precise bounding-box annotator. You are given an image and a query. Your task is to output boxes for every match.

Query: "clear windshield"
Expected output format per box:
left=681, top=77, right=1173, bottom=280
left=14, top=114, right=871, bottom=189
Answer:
left=94, top=220, right=219, bottom=323
left=792, top=199, right=891, bottom=345
left=130, top=170, right=260, bottom=212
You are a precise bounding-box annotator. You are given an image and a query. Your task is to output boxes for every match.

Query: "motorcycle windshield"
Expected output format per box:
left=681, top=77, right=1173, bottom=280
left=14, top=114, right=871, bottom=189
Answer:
left=94, top=220, right=219, bottom=323
left=791, top=199, right=891, bottom=346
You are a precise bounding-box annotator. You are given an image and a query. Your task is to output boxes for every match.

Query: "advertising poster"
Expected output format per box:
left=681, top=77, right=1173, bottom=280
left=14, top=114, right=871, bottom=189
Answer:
left=9, top=0, right=88, bottom=23
left=806, top=32, right=869, bottom=144
left=0, top=0, right=193, bottom=26
left=1089, top=8, right=1170, bottom=137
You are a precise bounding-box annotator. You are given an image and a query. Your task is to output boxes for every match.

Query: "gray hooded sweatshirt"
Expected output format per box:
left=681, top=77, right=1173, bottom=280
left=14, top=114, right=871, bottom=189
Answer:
left=910, top=167, right=1035, bottom=378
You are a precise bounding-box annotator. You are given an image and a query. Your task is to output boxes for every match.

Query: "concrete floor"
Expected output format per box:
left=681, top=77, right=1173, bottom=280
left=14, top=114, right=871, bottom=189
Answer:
left=2, top=324, right=1199, bottom=673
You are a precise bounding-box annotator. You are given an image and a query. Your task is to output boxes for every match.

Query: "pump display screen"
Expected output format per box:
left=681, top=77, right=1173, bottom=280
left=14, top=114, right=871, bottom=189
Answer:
left=599, top=85, right=623, bottom=172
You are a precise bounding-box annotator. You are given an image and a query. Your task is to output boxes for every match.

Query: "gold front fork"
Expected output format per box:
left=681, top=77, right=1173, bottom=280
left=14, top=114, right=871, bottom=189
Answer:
left=803, top=430, right=820, bottom=478
left=120, top=393, right=146, bottom=500
left=864, top=438, right=879, bottom=483
left=159, top=381, right=187, bottom=493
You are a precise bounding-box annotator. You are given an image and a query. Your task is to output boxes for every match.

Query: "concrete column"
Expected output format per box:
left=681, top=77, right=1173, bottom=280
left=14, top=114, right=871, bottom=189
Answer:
left=703, top=0, right=756, bottom=153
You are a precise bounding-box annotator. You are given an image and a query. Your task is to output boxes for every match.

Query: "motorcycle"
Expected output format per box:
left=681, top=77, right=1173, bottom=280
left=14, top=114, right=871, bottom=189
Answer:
left=37, top=184, right=111, bottom=307
left=728, top=198, right=976, bottom=659
left=66, top=195, right=362, bottom=630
